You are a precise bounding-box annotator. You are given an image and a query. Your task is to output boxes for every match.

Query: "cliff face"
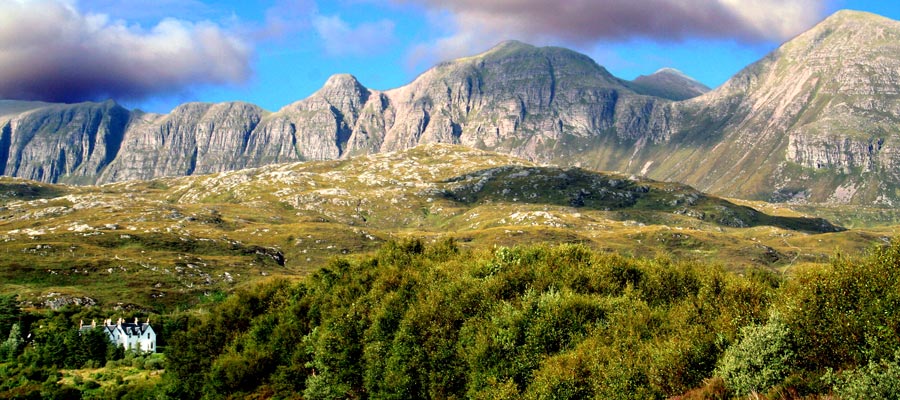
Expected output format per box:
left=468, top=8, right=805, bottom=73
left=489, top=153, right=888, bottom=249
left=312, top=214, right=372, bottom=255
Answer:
left=99, top=102, right=265, bottom=182
left=0, top=100, right=129, bottom=185
left=632, top=10, right=900, bottom=204
left=2, top=11, right=900, bottom=205
left=99, top=41, right=677, bottom=184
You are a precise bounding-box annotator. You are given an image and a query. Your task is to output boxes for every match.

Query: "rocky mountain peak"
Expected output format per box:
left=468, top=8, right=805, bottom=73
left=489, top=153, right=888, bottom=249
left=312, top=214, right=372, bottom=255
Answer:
left=316, top=74, right=369, bottom=102
left=323, top=73, right=365, bottom=90
left=659, top=8, right=900, bottom=204
left=786, top=9, right=900, bottom=54
left=479, top=40, right=537, bottom=57
left=631, top=68, right=711, bottom=101
left=816, top=9, right=894, bottom=28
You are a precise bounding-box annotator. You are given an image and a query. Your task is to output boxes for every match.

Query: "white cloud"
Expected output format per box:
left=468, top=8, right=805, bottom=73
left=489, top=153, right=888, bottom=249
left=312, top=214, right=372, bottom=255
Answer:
left=313, top=14, right=397, bottom=56
left=0, top=0, right=251, bottom=102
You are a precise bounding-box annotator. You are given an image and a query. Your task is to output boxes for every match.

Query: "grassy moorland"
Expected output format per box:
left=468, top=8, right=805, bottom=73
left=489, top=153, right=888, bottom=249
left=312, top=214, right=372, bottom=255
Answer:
left=0, top=144, right=871, bottom=313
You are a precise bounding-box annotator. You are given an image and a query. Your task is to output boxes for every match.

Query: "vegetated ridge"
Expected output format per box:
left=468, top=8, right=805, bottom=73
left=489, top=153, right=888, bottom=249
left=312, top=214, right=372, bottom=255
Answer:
left=0, top=144, right=857, bottom=312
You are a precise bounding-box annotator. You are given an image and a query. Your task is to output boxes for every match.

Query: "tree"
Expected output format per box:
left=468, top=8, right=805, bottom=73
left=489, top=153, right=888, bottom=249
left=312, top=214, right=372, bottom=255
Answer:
left=0, top=323, right=24, bottom=361
left=0, top=294, right=21, bottom=339
left=81, top=328, right=112, bottom=366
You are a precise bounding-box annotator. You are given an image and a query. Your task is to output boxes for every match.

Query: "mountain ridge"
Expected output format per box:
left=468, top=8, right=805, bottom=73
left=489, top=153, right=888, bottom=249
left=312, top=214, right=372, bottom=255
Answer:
left=0, top=10, right=898, bottom=205
left=631, top=68, right=711, bottom=100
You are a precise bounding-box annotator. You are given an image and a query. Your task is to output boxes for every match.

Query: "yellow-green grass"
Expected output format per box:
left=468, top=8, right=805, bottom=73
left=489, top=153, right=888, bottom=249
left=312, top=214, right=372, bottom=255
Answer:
left=0, top=144, right=887, bottom=312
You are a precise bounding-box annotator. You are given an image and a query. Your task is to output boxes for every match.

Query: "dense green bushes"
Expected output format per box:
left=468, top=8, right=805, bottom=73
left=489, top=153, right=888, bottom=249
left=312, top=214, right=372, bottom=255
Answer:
left=715, top=317, right=794, bottom=395
left=163, top=240, right=779, bottom=399
left=777, top=243, right=900, bottom=370
left=826, top=351, right=900, bottom=399
left=4, top=238, right=900, bottom=398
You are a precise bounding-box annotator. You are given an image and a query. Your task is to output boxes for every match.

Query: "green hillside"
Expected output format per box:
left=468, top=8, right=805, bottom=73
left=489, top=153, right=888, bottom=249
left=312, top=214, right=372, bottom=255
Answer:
left=0, top=144, right=860, bottom=312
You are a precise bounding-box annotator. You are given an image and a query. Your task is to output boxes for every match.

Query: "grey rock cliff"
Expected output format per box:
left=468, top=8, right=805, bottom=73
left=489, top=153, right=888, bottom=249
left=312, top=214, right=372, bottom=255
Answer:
left=633, top=10, right=900, bottom=204
left=99, top=102, right=264, bottom=182
left=0, top=100, right=128, bottom=185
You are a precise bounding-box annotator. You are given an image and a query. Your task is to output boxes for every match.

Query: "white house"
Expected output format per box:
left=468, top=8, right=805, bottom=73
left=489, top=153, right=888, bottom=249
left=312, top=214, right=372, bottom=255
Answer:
left=79, top=317, right=156, bottom=353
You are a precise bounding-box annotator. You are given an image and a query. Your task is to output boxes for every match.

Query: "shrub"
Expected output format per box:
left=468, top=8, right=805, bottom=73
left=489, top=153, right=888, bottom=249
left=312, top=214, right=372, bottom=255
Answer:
left=778, top=242, right=900, bottom=368
left=715, top=317, right=794, bottom=396
left=83, top=379, right=100, bottom=390
left=144, top=356, right=165, bottom=371
left=826, top=351, right=900, bottom=400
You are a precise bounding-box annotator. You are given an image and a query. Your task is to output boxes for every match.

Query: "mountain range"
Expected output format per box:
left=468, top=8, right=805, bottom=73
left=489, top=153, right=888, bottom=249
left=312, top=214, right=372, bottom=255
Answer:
left=0, top=10, right=898, bottom=205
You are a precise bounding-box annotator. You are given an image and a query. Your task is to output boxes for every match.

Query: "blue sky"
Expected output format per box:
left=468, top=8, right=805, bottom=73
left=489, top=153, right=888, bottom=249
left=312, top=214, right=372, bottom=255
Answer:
left=1, top=0, right=898, bottom=113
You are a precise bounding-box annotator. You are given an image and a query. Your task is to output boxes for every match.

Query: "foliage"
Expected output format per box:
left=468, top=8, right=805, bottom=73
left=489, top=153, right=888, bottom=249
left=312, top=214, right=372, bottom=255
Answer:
left=777, top=240, right=900, bottom=369
left=825, top=351, right=900, bottom=400
left=0, top=294, right=21, bottom=340
left=715, top=317, right=794, bottom=395
left=162, top=239, right=772, bottom=399
left=4, top=238, right=900, bottom=398
left=0, top=323, right=24, bottom=361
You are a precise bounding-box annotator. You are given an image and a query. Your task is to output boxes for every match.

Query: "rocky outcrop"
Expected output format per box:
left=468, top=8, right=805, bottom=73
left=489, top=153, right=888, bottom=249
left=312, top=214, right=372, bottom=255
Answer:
left=786, top=134, right=883, bottom=173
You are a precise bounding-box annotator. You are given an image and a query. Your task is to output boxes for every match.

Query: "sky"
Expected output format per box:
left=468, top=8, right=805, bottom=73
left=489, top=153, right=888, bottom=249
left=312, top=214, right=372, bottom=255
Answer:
left=0, top=0, right=898, bottom=113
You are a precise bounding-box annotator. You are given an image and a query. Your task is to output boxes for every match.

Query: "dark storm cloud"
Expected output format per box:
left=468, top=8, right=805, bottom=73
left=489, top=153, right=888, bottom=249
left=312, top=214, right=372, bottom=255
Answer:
left=404, top=0, right=827, bottom=63
left=0, top=0, right=251, bottom=103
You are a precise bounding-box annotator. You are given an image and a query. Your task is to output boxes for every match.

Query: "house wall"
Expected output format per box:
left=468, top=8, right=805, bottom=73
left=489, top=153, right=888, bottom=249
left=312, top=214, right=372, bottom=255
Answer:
left=97, top=324, right=157, bottom=353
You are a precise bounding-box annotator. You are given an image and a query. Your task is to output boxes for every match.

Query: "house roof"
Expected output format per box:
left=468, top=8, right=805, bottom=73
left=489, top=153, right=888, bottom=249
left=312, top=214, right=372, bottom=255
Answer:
left=79, top=320, right=154, bottom=337
left=119, top=322, right=153, bottom=336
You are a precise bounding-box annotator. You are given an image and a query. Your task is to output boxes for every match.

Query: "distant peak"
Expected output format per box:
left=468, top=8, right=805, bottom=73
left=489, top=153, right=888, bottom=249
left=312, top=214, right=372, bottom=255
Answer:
left=491, top=40, right=533, bottom=50
left=324, top=74, right=362, bottom=87
left=653, top=67, right=687, bottom=77
left=631, top=67, right=710, bottom=101
left=476, top=40, right=538, bottom=58
left=812, top=9, right=897, bottom=31
left=826, top=9, right=886, bottom=21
